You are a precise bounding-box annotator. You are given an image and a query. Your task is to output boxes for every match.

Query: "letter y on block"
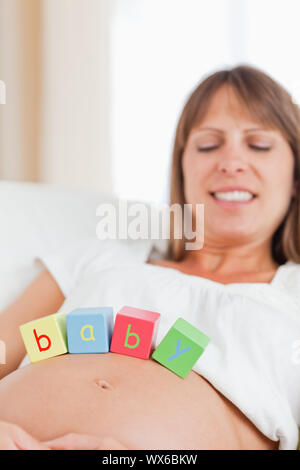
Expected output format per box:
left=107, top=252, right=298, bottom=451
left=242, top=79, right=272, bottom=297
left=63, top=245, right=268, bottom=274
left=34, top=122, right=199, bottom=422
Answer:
left=152, top=318, right=210, bottom=378
left=168, top=340, right=191, bottom=361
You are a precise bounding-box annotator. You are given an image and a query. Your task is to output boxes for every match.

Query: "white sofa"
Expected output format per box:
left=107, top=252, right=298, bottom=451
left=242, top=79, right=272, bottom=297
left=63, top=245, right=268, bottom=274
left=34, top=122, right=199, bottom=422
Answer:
left=0, top=181, right=118, bottom=310
left=0, top=181, right=168, bottom=312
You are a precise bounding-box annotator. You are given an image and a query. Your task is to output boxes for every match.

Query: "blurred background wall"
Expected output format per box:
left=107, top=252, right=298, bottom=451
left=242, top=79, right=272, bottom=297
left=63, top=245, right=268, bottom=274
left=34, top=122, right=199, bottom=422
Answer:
left=1, top=0, right=300, bottom=204
left=0, top=0, right=112, bottom=193
left=0, top=0, right=41, bottom=182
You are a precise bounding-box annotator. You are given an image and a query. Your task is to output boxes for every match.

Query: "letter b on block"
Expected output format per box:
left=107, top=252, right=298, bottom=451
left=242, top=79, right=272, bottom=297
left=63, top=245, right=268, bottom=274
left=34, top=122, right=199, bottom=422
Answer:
left=152, top=318, right=210, bottom=378
left=110, top=306, right=161, bottom=359
left=67, top=307, right=114, bottom=353
left=20, top=312, right=68, bottom=363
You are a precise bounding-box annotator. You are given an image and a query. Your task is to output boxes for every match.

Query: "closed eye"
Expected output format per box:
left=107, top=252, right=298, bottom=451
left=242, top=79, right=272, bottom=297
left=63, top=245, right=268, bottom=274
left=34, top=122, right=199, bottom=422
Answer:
left=197, top=144, right=271, bottom=152
left=197, top=146, right=219, bottom=152
left=249, top=144, right=271, bottom=151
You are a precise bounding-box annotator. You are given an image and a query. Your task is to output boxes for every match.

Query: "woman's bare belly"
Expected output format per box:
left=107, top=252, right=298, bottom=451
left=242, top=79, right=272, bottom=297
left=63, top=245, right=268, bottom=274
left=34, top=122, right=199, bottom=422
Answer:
left=0, top=353, right=278, bottom=450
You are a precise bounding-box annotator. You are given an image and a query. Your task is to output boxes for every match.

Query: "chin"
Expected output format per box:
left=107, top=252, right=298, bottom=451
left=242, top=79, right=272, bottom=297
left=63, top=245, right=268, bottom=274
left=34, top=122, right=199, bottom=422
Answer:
left=209, top=225, right=257, bottom=242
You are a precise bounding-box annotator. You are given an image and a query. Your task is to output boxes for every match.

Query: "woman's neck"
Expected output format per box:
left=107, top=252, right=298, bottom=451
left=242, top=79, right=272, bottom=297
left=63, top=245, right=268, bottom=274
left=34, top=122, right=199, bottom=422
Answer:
left=181, top=238, right=279, bottom=276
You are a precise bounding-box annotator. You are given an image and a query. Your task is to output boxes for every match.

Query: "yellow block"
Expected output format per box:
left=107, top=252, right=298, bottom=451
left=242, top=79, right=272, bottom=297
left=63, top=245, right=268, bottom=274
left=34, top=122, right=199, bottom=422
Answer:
left=20, top=312, right=68, bottom=363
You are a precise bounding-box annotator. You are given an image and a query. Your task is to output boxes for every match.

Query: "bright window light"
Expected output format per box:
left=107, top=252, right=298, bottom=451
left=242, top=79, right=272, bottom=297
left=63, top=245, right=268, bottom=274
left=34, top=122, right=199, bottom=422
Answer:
left=110, top=0, right=300, bottom=204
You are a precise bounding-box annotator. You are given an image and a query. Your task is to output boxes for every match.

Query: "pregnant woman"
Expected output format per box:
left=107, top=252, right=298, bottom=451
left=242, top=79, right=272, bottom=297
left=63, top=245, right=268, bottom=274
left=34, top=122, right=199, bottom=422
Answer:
left=0, top=65, right=300, bottom=450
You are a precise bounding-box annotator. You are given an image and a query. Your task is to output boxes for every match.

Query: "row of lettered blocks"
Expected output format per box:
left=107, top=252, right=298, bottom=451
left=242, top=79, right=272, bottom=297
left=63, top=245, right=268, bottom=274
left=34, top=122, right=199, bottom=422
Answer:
left=20, top=306, right=210, bottom=379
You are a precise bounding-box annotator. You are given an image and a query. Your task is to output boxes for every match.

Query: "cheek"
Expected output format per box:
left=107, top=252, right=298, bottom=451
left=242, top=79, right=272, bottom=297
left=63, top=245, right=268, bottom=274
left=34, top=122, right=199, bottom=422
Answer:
left=182, top=154, right=210, bottom=199
left=260, top=156, right=294, bottom=211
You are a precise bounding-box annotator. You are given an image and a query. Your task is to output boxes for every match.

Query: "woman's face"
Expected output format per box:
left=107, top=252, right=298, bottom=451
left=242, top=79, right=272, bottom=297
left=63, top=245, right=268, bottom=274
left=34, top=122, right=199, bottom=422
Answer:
left=181, top=85, right=295, bottom=247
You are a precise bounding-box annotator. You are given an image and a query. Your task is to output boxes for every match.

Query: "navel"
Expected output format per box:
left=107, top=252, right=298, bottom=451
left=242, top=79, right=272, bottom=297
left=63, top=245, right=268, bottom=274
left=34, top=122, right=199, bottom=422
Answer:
left=93, top=378, right=113, bottom=391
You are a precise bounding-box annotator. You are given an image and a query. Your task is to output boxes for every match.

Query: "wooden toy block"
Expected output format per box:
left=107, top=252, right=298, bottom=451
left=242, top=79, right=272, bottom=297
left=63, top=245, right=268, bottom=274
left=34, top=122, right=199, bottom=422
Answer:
left=152, top=318, right=210, bottom=378
left=20, top=312, right=67, bottom=363
left=110, top=305, right=161, bottom=359
left=66, top=307, right=114, bottom=353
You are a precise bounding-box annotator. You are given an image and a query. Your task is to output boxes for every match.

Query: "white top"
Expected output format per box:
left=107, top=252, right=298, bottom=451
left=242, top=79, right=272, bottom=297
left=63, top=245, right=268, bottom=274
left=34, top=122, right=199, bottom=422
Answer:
left=27, top=237, right=300, bottom=450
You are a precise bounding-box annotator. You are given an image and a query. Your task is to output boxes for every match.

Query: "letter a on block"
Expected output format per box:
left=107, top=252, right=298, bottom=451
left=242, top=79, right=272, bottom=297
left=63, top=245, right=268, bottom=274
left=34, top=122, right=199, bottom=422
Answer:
left=152, top=318, right=210, bottom=378
left=80, top=325, right=96, bottom=342
left=110, top=306, right=161, bottom=359
left=20, top=312, right=68, bottom=363
left=67, top=307, right=114, bottom=353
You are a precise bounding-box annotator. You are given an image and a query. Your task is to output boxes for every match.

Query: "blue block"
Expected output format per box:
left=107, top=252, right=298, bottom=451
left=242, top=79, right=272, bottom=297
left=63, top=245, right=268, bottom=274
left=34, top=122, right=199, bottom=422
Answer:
left=66, top=307, right=114, bottom=353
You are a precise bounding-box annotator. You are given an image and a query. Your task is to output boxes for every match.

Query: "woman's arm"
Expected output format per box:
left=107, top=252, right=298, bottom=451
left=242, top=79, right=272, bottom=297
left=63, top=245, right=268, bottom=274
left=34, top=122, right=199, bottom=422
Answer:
left=0, top=420, right=51, bottom=450
left=0, top=269, right=65, bottom=380
left=0, top=421, right=127, bottom=450
left=44, top=433, right=130, bottom=450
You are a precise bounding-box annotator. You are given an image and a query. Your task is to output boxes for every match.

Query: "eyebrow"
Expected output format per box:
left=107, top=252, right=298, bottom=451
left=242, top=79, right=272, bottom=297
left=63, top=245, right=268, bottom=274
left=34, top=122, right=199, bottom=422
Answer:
left=194, top=127, right=272, bottom=134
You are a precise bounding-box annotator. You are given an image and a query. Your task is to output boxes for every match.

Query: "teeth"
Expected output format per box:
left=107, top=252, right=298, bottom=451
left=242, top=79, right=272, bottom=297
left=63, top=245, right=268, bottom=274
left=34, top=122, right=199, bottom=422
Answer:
left=213, top=191, right=255, bottom=201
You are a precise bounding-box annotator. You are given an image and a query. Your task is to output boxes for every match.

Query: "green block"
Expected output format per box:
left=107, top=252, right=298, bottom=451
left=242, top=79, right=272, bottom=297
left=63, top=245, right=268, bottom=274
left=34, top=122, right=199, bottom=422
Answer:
left=152, top=318, right=210, bottom=378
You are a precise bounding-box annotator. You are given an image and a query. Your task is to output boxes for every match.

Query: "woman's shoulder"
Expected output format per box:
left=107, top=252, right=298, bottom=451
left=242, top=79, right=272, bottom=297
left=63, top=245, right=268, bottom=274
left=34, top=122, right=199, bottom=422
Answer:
left=35, top=237, right=167, bottom=298
left=274, top=259, right=300, bottom=302
left=276, top=259, right=300, bottom=279
left=82, top=237, right=168, bottom=275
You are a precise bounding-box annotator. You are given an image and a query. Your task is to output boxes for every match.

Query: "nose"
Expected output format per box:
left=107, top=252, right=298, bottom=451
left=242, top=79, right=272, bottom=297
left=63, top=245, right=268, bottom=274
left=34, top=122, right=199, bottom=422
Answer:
left=217, top=149, right=248, bottom=175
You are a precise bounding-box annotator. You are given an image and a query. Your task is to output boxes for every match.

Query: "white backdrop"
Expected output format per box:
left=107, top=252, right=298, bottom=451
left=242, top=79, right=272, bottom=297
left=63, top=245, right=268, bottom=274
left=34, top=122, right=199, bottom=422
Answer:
left=110, top=0, right=300, bottom=205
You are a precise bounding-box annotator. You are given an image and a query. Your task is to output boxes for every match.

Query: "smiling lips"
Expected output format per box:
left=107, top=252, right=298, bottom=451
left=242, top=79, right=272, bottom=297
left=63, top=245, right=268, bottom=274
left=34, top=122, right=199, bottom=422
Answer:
left=209, top=187, right=257, bottom=208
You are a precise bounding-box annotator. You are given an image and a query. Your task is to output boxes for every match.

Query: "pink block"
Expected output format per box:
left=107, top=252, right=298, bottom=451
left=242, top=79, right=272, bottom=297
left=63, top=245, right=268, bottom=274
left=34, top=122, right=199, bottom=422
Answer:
left=110, top=305, right=161, bottom=359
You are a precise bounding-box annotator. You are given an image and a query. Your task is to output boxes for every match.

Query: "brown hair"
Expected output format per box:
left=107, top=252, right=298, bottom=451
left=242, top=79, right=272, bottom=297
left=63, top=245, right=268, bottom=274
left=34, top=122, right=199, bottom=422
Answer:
left=168, top=64, right=300, bottom=265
